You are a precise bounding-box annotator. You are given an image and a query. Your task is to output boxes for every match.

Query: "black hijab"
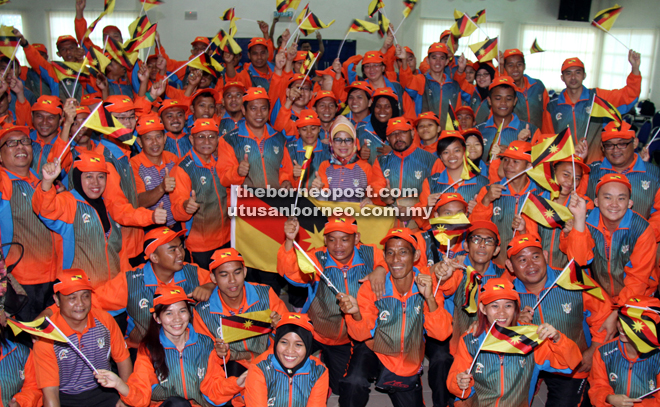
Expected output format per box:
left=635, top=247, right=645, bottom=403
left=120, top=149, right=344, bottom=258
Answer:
left=273, top=323, right=314, bottom=377
left=476, top=63, right=496, bottom=101
left=370, top=95, right=400, bottom=142
left=72, top=167, right=110, bottom=234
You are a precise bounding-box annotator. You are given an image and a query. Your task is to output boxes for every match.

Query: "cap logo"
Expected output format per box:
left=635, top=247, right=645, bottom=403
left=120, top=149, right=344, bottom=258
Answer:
left=146, top=120, right=155, bottom=125
left=305, top=115, right=314, bottom=120
left=71, top=275, right=83, bottom=281
left=448, top=194, right=459, bottom=198
left=202, top=121, right=211, bottom=126
left=254, top=90, right=263, bottom=94
left=518, top=237, right=529, bottom=243
left=392, top=119, right=402, bottom=125
left=169, top=288, right=182, bottom=294
left=288, top=314, right=301, bottom=319
left=122, top=98, right=130, bottom=103
left=392, top=228, right=404, bottom=234
left=162, top=228, right=172, bottom=234
left=89, top=157, right=101, bottom=163
left=42, top=100, right=52, bottom=104
left=510, top=146, right=519, bottom=151
left=631, top=298, right=641, bottom=303
left=493, top=284, right=505, bottom=290
left=610, top=175, right=622, bottom=180
left=220, top=252, right=233, bottom=258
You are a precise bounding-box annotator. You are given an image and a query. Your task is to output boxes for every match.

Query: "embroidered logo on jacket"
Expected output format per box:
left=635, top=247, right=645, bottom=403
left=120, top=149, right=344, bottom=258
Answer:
left=139, top=298, right=149, bottom=309
left=379, top=310, right=390, bottom=321
left=97, top=337, right=105, bottom=349
left=244, top=145, right=251, bottom=153
left=642, top=180, right=650, bottom=190
left=562, top=302, right=572, bottom=314
left=415, top=171, right=422, bottom=180
left=609, top=373, right=618, bottom=382
left=273, top=146, right=279, bottom=154
left=475, top=362, right=484, bottom=374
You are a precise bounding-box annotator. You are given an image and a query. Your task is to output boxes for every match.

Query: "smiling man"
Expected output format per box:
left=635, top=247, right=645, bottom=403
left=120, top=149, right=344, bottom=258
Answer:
left=28, top=96, right=62, bottom=174
left=159, top=99, right=192, bottom=158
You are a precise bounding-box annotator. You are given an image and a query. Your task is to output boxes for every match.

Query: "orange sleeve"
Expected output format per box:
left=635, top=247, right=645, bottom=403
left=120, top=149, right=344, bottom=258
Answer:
left=196, top=266, right=212, bottom=285
left=244, top=362, right=269, bottom=407
left=306, top=364, right=330, bottom=407
left=12, top=351, right=42, bottom=407
left=383, top=47, right=396, bottom=74
left=446, top=334, right=475, bottom=399
left=121, top=348, right=159, bottom=407
left=618, top=227, right=657, bottom=304
left=165, top=84, right=187, bottom=101
left=401, top=91, right=417, bottom=122
left=276, top=243, right=318, bottom=285
left=47, top=137, right=74, bottom=173
left=273, top=105, right=297, bottom=137
left=647, top=187, right=660, bottom=242
left=423, top=299, right=453, bottom=342
left=316, top=161, right=329, bottom=188
left=14, top=98, right=32, bottom=127
left=269, top=286, right=290, bottom=317
left=583, top=287, right=614, bottom=344
left=468, top=186, right=492, bottom=222
left=437, top=268, right=463, bottom=297
left=417, top=179, right=432, bottom=208
left=587, top=347, right=614, bottom=406
left=74, top=17, right=88, bottom=46
left=488, top=159, right=502, bottom=184
left=133, top=96, right=155, bottom=117
left=540, top=91, right=554, bottom=134
left=216, top=137, right=246, bottom=187
left=226, top=68, right=252, bottom=89
left=453, top=71, right=476, bottom=95
left=200, top=351, right=243, bottom=405
left=533, top=332, right=582, bottom=372
left=104, top=165, right=155, bottom=227
left=23, top=44, right=56, bottom=82
left=560, top=227, right=595, bottom=268
left=268, top=72, right=289, bottom=107
left=92, top=272, right=129, bottom=312
left=595, top=73, right=642, bottom=109
left=32, top=339, right=59, bottom=389
left=169, top=165, right=194, bottom=222
left=31, top=185, right=77, bottom=224
left=192, top=308, right=215, bottom=340
left=130, top=157, right=147, bottom=194
left=366, top=160, right=387, bottom=203
left=397, top=64, right=413, bottom=89
left=345, top=281, right=379, bottom=342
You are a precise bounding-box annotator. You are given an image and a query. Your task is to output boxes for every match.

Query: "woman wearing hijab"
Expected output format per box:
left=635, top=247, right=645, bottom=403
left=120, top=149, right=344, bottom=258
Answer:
left=244, top=313, right=329, bottom=407
left=454, top=57, right=497, bottom=126
left=33, top=151, right=160, bottom=287
left=313, top=116, right=387, bottom=206
left=95, top=284, right=244, bottom=407
left=462, top=127, right=489, bottom=175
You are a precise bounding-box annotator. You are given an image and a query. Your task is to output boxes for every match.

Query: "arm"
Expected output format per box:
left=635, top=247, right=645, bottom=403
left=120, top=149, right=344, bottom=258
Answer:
left=345, top=282, right=379, bottom=341
left=468, top=186, right=493, bottom=221
left=244, top=364, right=268, bottom=407
left=587, top=348, right=615, bottom=406
left=306, top=367, right=330, bottom=407
left=103, top=165, right=158, bottom=227
left=595, top=50, right=642, bottom=112
left=618, top=227, right=656, bottom=303
left=92, top=273, right=129, bottom=312
left=646, top=187, right=660, bottom=242
left=533, top=331, right=583, bottom=373
left=200, top=351, right=243, bottom=405
left=446, top=335, right=475, bottom=399
left=42, top=387, right=60, bottom=407
left=217, top=137, right=248, bottom=187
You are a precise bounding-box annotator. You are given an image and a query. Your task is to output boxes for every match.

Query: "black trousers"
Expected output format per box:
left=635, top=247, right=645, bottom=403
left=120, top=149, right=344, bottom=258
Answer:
left=338, top=342, right=424, bottom=407
left=16, top=281, right=54, bottom=322
left=425, top=335, right=455, bottom=407
left=541, top=371, right=588, bottom=407
left=59, top=386, right=119, bottom=407
left=311, top=339, right=353, bottom=395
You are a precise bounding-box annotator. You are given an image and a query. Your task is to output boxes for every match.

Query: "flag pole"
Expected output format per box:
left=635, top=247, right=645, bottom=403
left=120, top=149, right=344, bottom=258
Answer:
left=441, top=178, right=462, bottom=194
left=285, top=11, right=311, bottom=49
left=625, top=304, right=660, bottom=314
left=461, top=320, right=497, bottom=398
left=647, top=128, right=660, bottom=147
left=45, top=317, right=99, bottom=374
left=433, top=258, right=466, bottom=297
left=463, top=11, right=489, bottom=39
left=532, top=260, right=573, bottom=309
left=293, top=241, right=341, bottom=295
left=583, top=93, right=596, bottom=140
left=393, top=15, right=407, bottom=35
left=71, top=59, right=87, bottom=99
left=571, top=155, right=577, bottom=192
left=512, top=192, right=529, bottom=238
left=57, top=102, right=103, bottom=162
left=502, top=167, right=532, bottom=187
left=336, top=30, right=351, bottom=59
left=164, top=52, right=204, bottom=82
left=297, top=53, right=320, bottom=90
left=378, top=10, right=397, bottom=45
left=218, top=316, right=228, bottom=378
left=1, top=42, right=21, bottom=79
left=640, top=387, right=660, bottom=399
left=592, top=21, right=630, bottom=51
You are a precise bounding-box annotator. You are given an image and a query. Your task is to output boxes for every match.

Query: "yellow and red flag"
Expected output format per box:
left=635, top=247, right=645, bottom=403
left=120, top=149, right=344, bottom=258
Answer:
left=488, top=119, right=504, bottom=161
left=128, top=15, right=152, bottom=40
left=85, top=102, right=135, bottom=145
left=298, top=144, right=314, bottom=181
left=52, top=61, right=88, bottom=82
left=349, top=19, right=379, bottom=34
left=592, top=4, right=623, bottom=32
left=105, top=38, right=133, bottom=70
left=368, top=0, right=385, bottom=18
left=522, top=194, right=573, bottom=230
left=220, top=8, right=235, bottom=21
left=469, top=37, right=498, bottom=62
left=481, top=324, right=543, bottom=354
left=555, top=260, right=605, bottom=301
left=221, top=310, right=273, bottom=343
left=402, top=0, right=418, bottom=18
left=528, top=163, right=561, bottom=199
left=377, top=12, right=390, bottom=38
left=86, top=46, right=111, bottom=76
left=471, top=9, right=486, bottom=25
left=104, top=0, right=116, bottom=14
left=276, top=0, right=300, bottom=13
left=300, top=11, right=335, bottom=36
left=430, top=213, right=471, bottom=244
left=188, top=53, right=215, bottom=77
left=591, top=95, right=623, bottom=123
left=531, top=127, right=575, bottom=167
left=123, top=23, right=157, bottom=53
left=461, top=153, right=481, bottom=180
left=0, top=26, right=20, bottom=58
left=446, top=103, right=460, bottom=131
left=450, top=10, right=477, bottom=38
left=618, top=304, right=660, bottom=354
left=8, top=317, right=68, bottom=342
left=140, top=0, right=164, bottom=12
left=462, top=267, right=481, bottom=313
left=530, top=38, right=544, bottom=54
left=295, top=246, right=317, bottom=275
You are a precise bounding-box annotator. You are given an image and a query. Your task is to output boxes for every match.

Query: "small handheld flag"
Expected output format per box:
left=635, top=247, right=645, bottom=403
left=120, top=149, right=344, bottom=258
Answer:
left=84, top=102, right=135, bottom=145
left=481, top=324, right=544, bottom=354
left=368, top=0, right=385, bottom=18
left=220, top=8, right=235, bottom=21
left=220, top=310, right=273, bottom=343
left=293, top=241, right=341, bottom=295
left=462, top=267, right=482, bottom=313
left=402, top=0, right=418, bottom=18
left=8, top=317, right=68, bottom=342
left=430, top=213, right=471, bottom=243
left=527, top=163, right=561, bottom=199
left=471, top=9, right=486, bottom=25
left=461, top=153, right=481, bottom=180
left=469, top=37, right=498, bottom=62
left=555, top=260, right=604, bottom=301
left=450, top=10, right=477, bottom=38
left=488, top=119, right=504, bottom=161
left=530, top=38, right=544, bottom=54
left=295, top=246, right=317, bottom=275
left=349, top=19, right=379, bottom=33
left=276, top=0, right=300, bottom=13
left=592, top=4, right=623, bottom=32
left=140, top=0, right=164, bottom=12
left=377, top=11, right=390, bottom=38
left=446, top=103, right=461, bottom=131
left=591, top=95, right=623, bottom=123
left=522, top=194, right=573, bottom=230
left=619, top=304, right=660, bottom=354
left=531, top=128, right=575, bottom=167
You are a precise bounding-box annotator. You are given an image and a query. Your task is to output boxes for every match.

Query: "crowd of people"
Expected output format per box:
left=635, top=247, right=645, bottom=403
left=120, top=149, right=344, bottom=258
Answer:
left=1, top=1, right=659, bottom=406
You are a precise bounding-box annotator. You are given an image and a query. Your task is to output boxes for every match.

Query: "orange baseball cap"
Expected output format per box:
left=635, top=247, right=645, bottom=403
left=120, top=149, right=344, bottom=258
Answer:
left=503, top=48, right=525, bottom=61
left=561, top=57, right=585, bottom=72
left=158, top=99, right=188, bottom=114
left=595, top=173, right=632, bottom=194
left=31, top=96, right=62, bottom=115
left=72, top=151, right=109, bottom=173
left=362, top=50, right=385, bottom=65
left=191, top=88, right=219, bottom=103
left=555, top=155, right=590, bottom=175
left=191, top=36, right=210, bottom=46
left=324, top=215, right=358, bottom=235
left=54, top=269, right=93, bottom=295
left=75, top=106, right=91, bottom=116
left=137, top=114, right=165, bottom=136
left=296, top=109, right=321, bottom=128
left=345, top=81, right=374, bottom=97
left=243, top=87, right=269, bottom=103
left=489, top=75, right=517, bottom=91
left=461, top=127, right=483, bottom=141
left=414, top=111, right=440, bottom=126
left=248, top=37, right=268, bottom=49
left=498, top=140, right=531, bottom=162
left=397, top=46, right=414, bottom=58
left=315, top=67, right=335, bottom=77
left=294, top=51, right=308, bottom=62
left=151, top=284, right=194, bottom=313
left=277, top=312, right=315, bottom=334
left=455, top=105, right=475, bottom=118
left=105, top=95, right=135, bottom=113
left=80, top=92, right=102, bottom=107
left=507, top=233, right=542, bottom=257
left=56, top=35, right=79, bottom=47
left=373, top=87, right=399, bottom=101
left=437, top=129, right=464, bottom=142
left=310, top=90, right=337, bottom=106
left=386, top=117, right=412, bottom=135
left=0, top=126, right=29, bottom=145
left=601, top=121, right=635, bottom=142
left=33, top=43, right=48, bottom=54
left=440, top=30, right=452, bottom=40
left=287, top=73, right=312, bottom=88
left=428, top=42, right=449, bottom=56
left=223, top=81, right=246, bottom=94
left=209, top=248, right=245, bottom=271
left=479, top=277, right=520, bottom=305
left=467, top=220, right=500, bottom=242
left=191, top=118, right=219, bottom=134
left=380, top=227, right=419, bottom=251
left=103, top=25, right=120, bottom=36
left=433, top=193, right=467, bottom=212
left=143, top=226, right=188, bottom=258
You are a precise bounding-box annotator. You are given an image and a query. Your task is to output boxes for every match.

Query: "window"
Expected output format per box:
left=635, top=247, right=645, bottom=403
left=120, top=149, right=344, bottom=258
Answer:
left=419, top=18, right=502, bottom=63
left=520, top=24, right=599, bottom=91
left=599, top=29, right=656, bottom=99
left=0, top=12, right=26, bottom=66
left=48, top=10, right=137, bottom=60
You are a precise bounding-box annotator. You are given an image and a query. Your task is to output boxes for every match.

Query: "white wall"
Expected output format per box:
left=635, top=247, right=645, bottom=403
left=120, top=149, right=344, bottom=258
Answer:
left=9, top=0, right=660, bottom=105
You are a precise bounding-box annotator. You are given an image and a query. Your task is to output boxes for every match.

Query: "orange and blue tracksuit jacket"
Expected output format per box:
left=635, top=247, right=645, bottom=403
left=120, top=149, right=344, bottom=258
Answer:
left=23, top=44, right=87, bottom=102
left=165, top=131, right=193, bottom=159
left=218, top=113, right=245, bottom=138
left=448, top=329, right=582, bottom=406
left=586, top=155, right=660, bottom=240
left=346, top=269, right=453, bottom=377
left=245, top=349, right=329, bottom=407
left=194, top=282, right=288, bottom=364
left=217, top=121, right=290, bottom=189
left=94, top=261, right=211, bottom=347
left=231, top=61, right=276, bottom=92
left=277, top=244, right=384, bottom=346
left=514, top=266, right=612, bottom=379
left=281, top=138, right=331, bottom=190
left=511, top=75, right=553, bottom=134
left=376, top=146, right=442, bottom=196
left=418, top=170, right=490, bottom=210
left=561, top=208, right=658, bottom=306
left=121, top=325, right=242, bottom=407
left=400, top=70, right=470, bottom=123
left=131, top=150, right=180, bottom=227
left=453, top=70, right=491, bottom=125
left=475, top=114, right=540, bottom=163
left=0, top=340, right=41, bottom=407
left=170, top=150, right=229, bottom=252
left=589, top=339, right=660, bottom=406
left=0, top=168, right=60, bottom=286
left=25, top=65, right=54, bottom=98
left=28, top=130, right=58, bottom=175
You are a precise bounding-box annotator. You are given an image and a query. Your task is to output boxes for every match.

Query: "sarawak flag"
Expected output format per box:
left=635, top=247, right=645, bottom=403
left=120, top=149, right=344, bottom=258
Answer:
left=188, top=53, right=215, bottom=77
left=8, top=317, right=68, bottom=342
left=221, top=310, right=273, bottom=343
left=461, top=153, right=481, bottom=180
left=531, top=128, right=575, bottom=167
left=298, top=145, right=314, bottom=182
left=446, top=103, right=460, bottom=131
left=481, top=324, right=543, bottom=354
left=128, top=15, right=152, bottom=40
left=106, top=38, right=133, bottom=70
left=430, top=213, right=471, bottom=244
left=469, top=37, right=498, bottom=62
left=83, top=13, right=105, bottom=40
left=52, top=61, right=87, bottom=81
left=300, top=12, right=335, bottom=36
left=592, top=4, right=623, bottom=32
left=377, top=12, right=390, bottom=38
left=85, top=103, right=135, bottom=145
left=472, top=9, right=486, bottom=25
left=555, top=260, right=605, bottom=301
left=296, top=4, right=310, bottom=25
left=591, top=95, right=623, bottom=123
left=528, top=163, right=561, bottom=199
left=618, top=304, right=660, bottom=354
left=368, top=0, right=385, bottom=17
left=295, top=246, right=317, bottom=275
left=231, top=186, right=395, bottom=273
left=522, top=194, right=573, bottom=229
left=451, top=10, right=477, bottom=38
left=462, top=267, right=482, bottom=314
left=0, top=26, right=19, bottom=57
left=488, top=119, right=504, bottom=161
left=349, top=19, right=379, bottom=34
left=220, top=8, right=235, bottom=21
left=300, top=51, right=316, bottom=73
left=123, top=23, right=156, bottom=53
left=208, top=52, right=225, bottom=76
left=141, top=0, right=164, bottom=11
left=402, top=0, right=418, bottom=18
left=530, top=38, right=544, bottom=54
left=86, top=46, right=111, bottom=76
left=104, top=0, right=115, bottom=14
left=276, top=0, right=300, bottom=13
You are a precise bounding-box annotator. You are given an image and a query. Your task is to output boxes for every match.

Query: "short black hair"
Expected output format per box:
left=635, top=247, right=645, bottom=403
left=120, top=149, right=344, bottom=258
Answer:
left=489, top=85, right=517, bottom=98
left=437, top=136, right=466, bottom=156
left=242, top=99, right=271, bottom=111
left=347, top=87, right=371, bottom=101
left=192, top=91, right=216, bottom=107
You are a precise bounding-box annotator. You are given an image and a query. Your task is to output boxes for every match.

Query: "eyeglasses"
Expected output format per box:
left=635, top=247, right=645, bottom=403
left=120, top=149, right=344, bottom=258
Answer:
left=194, top=134, right=218, bottom=141
left=333, top=138, right=354, bottom=145
left=602, top=140, right=634, bottom=151
left=469, top=235, right=497, bottom=246
left=1, top=138, right=31, bottom=148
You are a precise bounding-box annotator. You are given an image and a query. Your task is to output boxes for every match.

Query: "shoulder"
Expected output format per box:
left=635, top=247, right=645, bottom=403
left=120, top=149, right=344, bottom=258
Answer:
left=91, top=308, right=121, bottom=330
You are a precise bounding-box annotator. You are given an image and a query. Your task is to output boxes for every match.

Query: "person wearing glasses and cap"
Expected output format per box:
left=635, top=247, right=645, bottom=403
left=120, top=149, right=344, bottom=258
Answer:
left=95, top=284, right=245, bottom=407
